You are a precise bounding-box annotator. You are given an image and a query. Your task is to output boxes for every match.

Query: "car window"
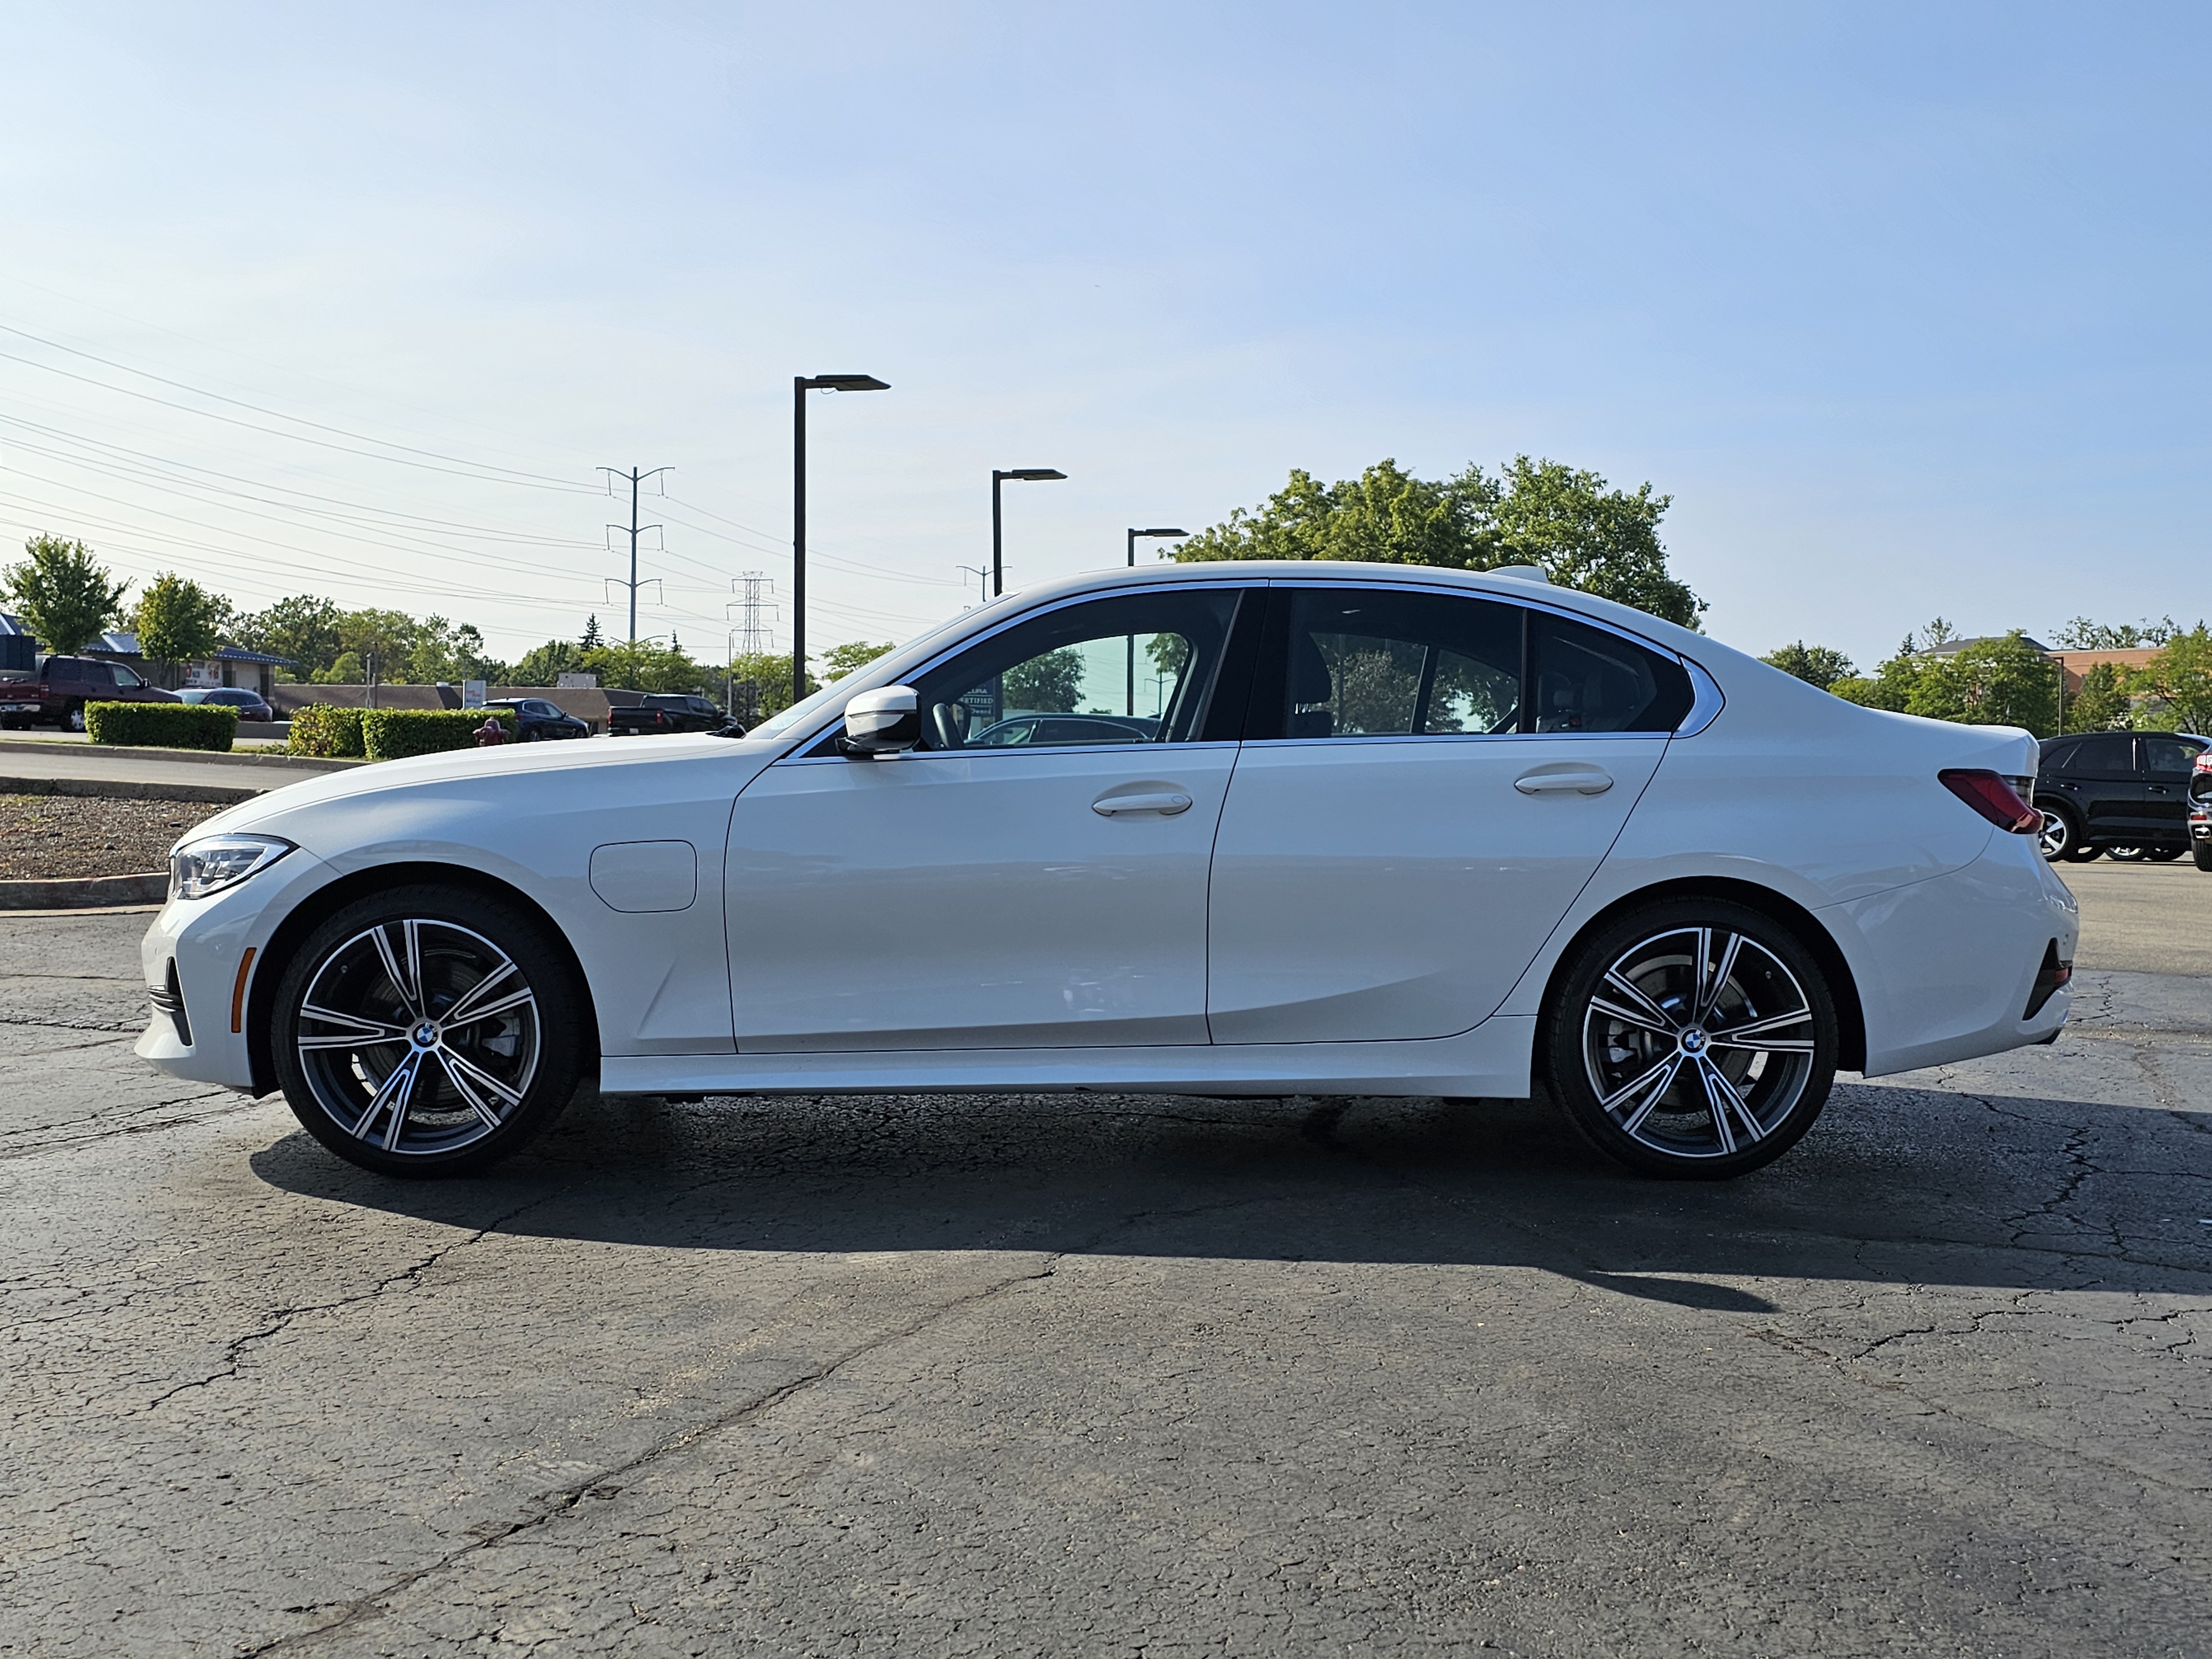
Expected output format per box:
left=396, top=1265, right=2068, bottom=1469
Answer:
left=112, top=665, right=145, bottom=689
left=530, top=701, right=560, bottom=717
left=2142, top=737, right=2200, bottom=776
left=1264, top=587, right=1523, bottom=740
left=901, top=587, right=1244, bottom=751
left=1527, top=611, right=1692, bottom=733
left=82, top=662, right=116, bottom=687
left=2070, top=734, right=2134, bottom=774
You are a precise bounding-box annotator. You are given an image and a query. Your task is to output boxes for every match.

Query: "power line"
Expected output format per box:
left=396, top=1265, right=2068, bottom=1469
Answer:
left=0, top=321, right=596, bottom=489
left=0, top=348, right=599, bottom=492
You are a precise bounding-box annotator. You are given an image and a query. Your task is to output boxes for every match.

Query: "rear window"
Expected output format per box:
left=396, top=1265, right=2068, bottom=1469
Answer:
left=1527, top=612, right=1693, bottom=734
left=2069, top=734, right=2134, bottom=774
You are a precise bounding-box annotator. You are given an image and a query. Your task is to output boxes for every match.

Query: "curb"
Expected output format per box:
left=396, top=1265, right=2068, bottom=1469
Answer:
left=0, top=737, right=360, bottom=772
left=0, top=776, right=260, bottom=806
left=0, top=871, right=167, bottom=910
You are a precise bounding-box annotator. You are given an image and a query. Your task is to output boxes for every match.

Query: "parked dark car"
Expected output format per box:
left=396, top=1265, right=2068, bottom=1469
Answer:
left=0, top=655, right=178, bottom=731
left=180, top=687, right=274, bottom=721
left=484, top=697, right=591, bottom=741
left=2033, top=730, right=2209, bottom=863
left=608, top=693, right=731, bottom=736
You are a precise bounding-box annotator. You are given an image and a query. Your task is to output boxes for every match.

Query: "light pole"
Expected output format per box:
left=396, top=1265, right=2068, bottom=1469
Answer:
left=956, top=565, right=989, bottom=608
left=794, top=374, right=890, bottom=707
left=991, top=468, right=1066, bottom=597
left=1124, top=526, right=1186, bottom=714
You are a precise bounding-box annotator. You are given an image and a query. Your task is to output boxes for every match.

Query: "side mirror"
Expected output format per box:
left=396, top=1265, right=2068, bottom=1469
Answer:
left=840, top=685, right=920, bottom=756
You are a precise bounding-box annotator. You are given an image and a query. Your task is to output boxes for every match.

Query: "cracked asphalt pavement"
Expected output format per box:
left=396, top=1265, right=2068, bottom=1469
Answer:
left=2, top=860, right=2208, bottom=1657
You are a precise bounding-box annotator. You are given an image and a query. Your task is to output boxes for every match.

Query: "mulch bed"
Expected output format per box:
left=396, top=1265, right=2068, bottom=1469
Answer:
left=0, top=794, right=230, bottom=881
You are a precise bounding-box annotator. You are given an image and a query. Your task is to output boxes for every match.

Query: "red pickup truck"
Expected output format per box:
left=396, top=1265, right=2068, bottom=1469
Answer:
left=0, top=655, right=178, bottom=731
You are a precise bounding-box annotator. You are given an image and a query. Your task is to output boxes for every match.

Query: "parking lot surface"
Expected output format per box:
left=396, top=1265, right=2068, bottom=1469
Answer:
left=2, top=865, right=2208, bottom=1657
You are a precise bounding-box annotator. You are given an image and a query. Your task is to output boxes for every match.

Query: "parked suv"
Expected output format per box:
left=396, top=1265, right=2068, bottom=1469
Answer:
left=0, top=655, right=178, bottom=731
left=2033, top=731, right=2210, bottom=863
left=484, top=697, right=590, bottom=741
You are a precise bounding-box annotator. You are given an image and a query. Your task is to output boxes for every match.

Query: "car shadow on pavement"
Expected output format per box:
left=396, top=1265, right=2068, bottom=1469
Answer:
left=248, top=1080, right=2212, bottom=1298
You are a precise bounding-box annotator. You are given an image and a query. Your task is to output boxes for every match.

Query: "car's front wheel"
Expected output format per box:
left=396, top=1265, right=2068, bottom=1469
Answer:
left=2147, top=847, right=2185, bottom=863
left=1545, top=899, right=1839, bottom=1180
left=270, top=884, right=587, bottom=1177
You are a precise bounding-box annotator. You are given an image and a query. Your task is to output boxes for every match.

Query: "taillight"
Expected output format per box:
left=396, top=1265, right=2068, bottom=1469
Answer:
left=1939, top=769, right=2040, bottom=833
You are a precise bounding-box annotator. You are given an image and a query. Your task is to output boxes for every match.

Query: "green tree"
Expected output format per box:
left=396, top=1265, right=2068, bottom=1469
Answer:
left=320, top=608, right=419, bottom=684
left=580, top=614, right=604, bottom=650
left=132, top=572, right=227, bottom=686
left=581, top=638, right=712, bottom=695
left=1907, top=632, right=2057, bottom=734
left=2063, top=661, right=2133, bottom=732
left=1004, top=646, right=1084, bottom=713
left=726, top=651, right=810, bottom=721
left=2053, top=616, right=2179, bottom=650
left=235, top=594, right=343, bottom=680
left=1, top=534, right=128, bottom=653
left=2138, top=624, right=2212, bottom=735
left=1172, top=455, right=1705, bottom=627
left=1760, top=641, right=1855, bottom=690
left=510, top=639, right=586, bottom=687
left=820, top=640, right=895, bottom=681
left=403, top=616, right=502, bottom=684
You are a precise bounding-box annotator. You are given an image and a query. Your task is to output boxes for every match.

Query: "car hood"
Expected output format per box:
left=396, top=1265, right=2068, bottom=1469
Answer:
left=179, top=732, right=785, bottom=854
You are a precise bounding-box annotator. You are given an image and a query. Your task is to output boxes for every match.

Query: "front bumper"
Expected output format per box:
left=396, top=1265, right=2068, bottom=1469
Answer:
left=135, top=847, right=335, bottom=1091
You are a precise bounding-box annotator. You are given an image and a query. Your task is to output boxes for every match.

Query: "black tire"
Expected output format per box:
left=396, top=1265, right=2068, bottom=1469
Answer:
left=2107, top=846, right=2148, bottom=862
left=2060, top=844, right=2104, bottom=863
left=1544, top=899, right=1839, bottom=1180
left=270, top=883, right=587, bottom=1177
left=2196, top=843, right=2212, bottom=872
left=65, top=702, right=85, bottom=733
left=2146, top=847, right=2185, bottom=863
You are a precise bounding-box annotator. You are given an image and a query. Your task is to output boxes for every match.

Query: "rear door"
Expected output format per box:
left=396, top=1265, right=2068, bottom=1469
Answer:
left=1205, top=585, right=1687, bottom=1044
left=2060, top=733, right=2141, bottom=839
left=2141, top=735, right=2205, bottom=841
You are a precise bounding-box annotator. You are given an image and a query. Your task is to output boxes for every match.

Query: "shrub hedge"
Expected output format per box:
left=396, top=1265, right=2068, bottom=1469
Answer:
left=85, top=701, right=238, bottom=752
left=361, top=708, right=517, bottom=761
left=287, top=703, right=368, bottom=758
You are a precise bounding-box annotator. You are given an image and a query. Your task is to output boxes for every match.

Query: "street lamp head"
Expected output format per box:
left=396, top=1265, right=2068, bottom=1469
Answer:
left=804, top=374, right=890, bottom=392
left=999, top=468, right=1066, bottom=482
left=1135, top=527, right=1187, bottom=537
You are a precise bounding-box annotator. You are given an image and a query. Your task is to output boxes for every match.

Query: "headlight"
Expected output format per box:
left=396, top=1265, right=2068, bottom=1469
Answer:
left=170, top=833, right=294, bottom=900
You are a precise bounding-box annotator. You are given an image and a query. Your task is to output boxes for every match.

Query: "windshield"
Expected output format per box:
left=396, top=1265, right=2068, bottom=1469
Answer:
left=744, top=608, right=982, bottom=741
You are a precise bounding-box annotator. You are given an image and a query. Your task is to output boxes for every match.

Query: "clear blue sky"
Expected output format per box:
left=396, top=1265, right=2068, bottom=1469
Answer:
left=0, top=3, right=2202, bottom=672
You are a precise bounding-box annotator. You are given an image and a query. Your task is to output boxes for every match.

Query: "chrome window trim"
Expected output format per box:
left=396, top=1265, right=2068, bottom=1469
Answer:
left=778, top=739, right=1242, bottom=769
left=775, top=581, right=1265, bottom=761
left=1261, top=573, right=1714, bottom=740
left=1242, top=729, right=1667, bottom=750
left=1675, top=655, right=1725, bottom=738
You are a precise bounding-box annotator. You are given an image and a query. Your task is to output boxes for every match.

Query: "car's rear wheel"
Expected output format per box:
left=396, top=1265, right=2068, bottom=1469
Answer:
left=1545, top=899, right=1839, bottom=1180
left=270, top=884, right=586, bottom=1177
left=2196, top=843, right=2212, bottom=872
left=2147, top=847, right=2185, bottom=863
left=2107, top=845, right=2148, bottom=862
left=65, top=702, right=85, bottom=732
left=2037, top=807, right=2080, bottom=860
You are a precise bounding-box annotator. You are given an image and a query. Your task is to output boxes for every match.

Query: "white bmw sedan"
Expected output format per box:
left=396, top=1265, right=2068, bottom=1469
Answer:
left=139, top=562, right=2077, bottom=1181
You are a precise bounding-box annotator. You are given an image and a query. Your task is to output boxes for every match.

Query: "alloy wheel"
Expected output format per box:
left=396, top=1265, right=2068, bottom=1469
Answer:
left=293, top=917, right=541, bottom=1157
left=1580, top=925, right=1818, bottom=1162
left=2037, top=809, right=2072, bottom=859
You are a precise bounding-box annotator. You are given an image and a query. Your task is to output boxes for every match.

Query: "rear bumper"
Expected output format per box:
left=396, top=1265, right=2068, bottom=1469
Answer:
left=1824, top=831, right=2078, bottom=1077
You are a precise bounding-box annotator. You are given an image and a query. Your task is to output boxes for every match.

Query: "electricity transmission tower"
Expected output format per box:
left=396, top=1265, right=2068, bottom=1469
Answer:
left=599, top=465, right=671, bottom=642
left=726, top=572, right=776, bottom=722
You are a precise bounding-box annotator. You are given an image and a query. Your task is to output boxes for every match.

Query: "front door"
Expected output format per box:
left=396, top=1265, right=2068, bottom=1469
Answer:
left=1207, top=586, right=1685, bottom=1044
left=2140, top=735, right=2204, bottom=842
left=727, top=585, right=1253, bottom=1052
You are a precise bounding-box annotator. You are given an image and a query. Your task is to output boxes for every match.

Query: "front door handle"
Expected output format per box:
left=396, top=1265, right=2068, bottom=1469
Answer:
left=1093, top=790, right=1193, bottom=816
left=2148, top=784, right=2172, bottom=795
left=1514, top=765, right=1614, bottom=796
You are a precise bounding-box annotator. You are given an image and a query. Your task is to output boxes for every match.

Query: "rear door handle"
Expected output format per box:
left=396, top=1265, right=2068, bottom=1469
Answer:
left=1093, top=790, right=1193, bottom=816
left=1514, top=766, right=1614, bottom=796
